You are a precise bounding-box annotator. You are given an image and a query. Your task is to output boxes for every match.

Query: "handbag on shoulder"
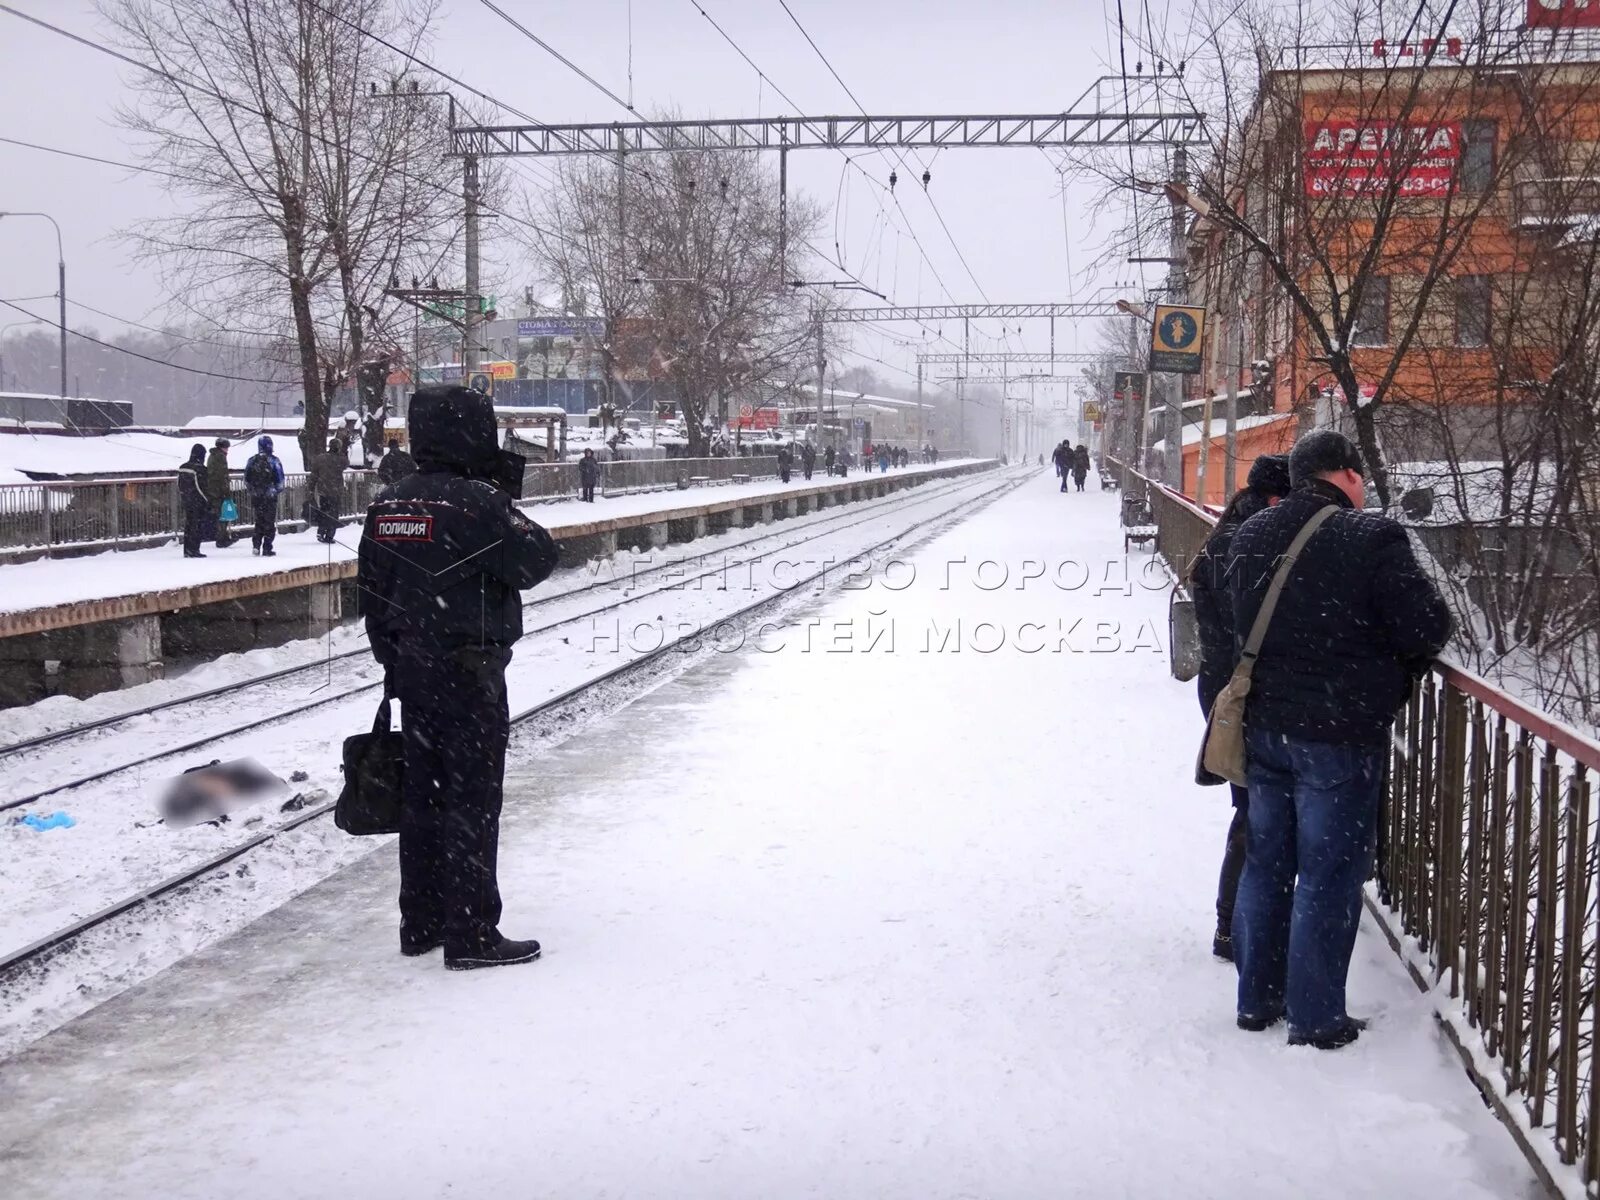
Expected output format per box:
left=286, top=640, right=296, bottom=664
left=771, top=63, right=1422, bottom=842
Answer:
left=1197, top=506, right=1337, bottom=786
left=335, top=691, right=405, bottom=835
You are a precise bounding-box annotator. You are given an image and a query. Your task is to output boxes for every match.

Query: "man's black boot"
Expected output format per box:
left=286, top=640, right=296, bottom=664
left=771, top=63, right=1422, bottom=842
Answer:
left=445, top=935, right=542, bottom=972
left=1288, top=1017, right=1366, bottom=1050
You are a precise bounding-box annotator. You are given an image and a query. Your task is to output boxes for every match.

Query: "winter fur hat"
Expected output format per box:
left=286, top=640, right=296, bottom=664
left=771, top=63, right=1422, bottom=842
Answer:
left=1245, top=453, right=1292, bottom=497
left=1289, top=430, right=1364, bottom=488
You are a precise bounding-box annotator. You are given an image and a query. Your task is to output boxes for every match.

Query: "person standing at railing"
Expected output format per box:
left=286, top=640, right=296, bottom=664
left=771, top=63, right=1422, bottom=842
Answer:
left=311, top=439, right=346, bottom=544
left=824, top=445, right=836, bottom=476
left=206, top=438, right=234, bottom=549
left=377, top=438, right=415, bottom=486
left=177, top=443, right=211, bottom=559
left=244, top=435, right=284, bottom=557
left=578, top=448, right=599, bottom=502
left=801, top=442, right=816, bottom=480
left=1227, top=431, right=1452, bottom=1051
left=1191, top=454, right=1291, bottom=964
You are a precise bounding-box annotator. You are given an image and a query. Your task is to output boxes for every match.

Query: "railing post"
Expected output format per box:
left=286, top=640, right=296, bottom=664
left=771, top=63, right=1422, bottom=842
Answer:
left=1506, top=730, right=1535, bottom=1096
left=1528, top=741, right=1561, bottom=1128
left=1436, top=686, right=1468, bottom=993
left=1556, top=765, right=1589, bottom=1163
left=1483, top=715, right=1510, bottom=1055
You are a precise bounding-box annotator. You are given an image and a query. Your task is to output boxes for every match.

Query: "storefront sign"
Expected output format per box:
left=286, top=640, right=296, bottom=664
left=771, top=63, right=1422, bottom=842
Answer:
left=1304, top=121, right=1460, bottom=197
left=734, top=407, right=781, bottom=431
left=516, top=317, right=606, bottom=338
left=1528, top=0, right=1600, bottom=28
left=1372, top=36, right=1464, bottom=57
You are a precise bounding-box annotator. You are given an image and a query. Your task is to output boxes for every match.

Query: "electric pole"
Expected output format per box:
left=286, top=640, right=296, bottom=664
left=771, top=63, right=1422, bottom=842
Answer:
left=1164, top=144, right=1188, bottom=486
left=463, top=153, right=482, bottom=372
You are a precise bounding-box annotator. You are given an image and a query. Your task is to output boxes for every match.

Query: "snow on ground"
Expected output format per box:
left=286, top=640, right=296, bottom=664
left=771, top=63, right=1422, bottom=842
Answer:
left=0, top=473, right=1534, bottom=1198
left=0, top=472, right=1015, bottom=1052
left=0, top=458, right=980, bottom=614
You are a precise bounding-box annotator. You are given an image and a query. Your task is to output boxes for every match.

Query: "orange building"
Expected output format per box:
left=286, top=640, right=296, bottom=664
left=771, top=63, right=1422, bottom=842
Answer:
left=1183, top=37, right=1600, bottom=499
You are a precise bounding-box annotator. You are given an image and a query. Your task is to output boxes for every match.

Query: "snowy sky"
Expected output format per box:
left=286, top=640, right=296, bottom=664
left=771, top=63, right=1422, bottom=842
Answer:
left=0, top=0, right=1183, bottom=401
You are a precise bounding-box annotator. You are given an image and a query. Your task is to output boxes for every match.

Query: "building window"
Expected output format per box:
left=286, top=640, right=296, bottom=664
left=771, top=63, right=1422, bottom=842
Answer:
left=1460, top=121, right=1496, bottom=193
left=1456, top=275, right=1491, bottom=346
left=1350, top=278, right=1390, bottom=347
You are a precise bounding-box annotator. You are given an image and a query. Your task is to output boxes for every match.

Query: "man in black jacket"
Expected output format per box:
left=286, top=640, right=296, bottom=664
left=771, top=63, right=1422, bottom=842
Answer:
left=1227, top=430, right=1451, bottom=1048
left=358, top=385, right=560, bottom=971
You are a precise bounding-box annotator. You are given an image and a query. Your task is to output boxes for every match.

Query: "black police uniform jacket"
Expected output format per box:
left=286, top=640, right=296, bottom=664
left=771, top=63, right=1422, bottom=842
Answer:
left=1226, top=479, right=1452, bottom=747
left=358, top=468, right=559, bottom=667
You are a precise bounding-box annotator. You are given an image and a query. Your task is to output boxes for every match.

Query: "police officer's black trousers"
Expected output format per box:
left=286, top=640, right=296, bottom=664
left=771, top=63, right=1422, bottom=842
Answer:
left=396, top=652, right=509, bottom=954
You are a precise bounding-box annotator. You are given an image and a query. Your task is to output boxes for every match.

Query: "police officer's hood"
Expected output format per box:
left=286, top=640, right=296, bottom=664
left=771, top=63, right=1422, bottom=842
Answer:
left=409, top=385, right=525, bottom=497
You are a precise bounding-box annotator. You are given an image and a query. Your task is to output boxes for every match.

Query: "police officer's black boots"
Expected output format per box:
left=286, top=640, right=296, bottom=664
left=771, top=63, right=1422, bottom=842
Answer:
left=444, top=934, right=542, bottom=972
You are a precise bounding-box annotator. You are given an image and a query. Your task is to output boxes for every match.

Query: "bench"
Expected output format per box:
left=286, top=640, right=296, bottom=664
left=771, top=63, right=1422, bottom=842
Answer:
left=688, top=476, right=711, bottom=488
left=730, top=473, right=751, bottom=484
left=1100, top=472, right=1117, bottom=491
left=1124, top=525, right=1158, bottom=554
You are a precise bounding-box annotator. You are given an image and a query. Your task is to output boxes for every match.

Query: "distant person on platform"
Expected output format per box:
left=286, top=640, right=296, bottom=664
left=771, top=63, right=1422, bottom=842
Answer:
left=377, top=438, right=416, bottom=486
left=578, top=448, right=599, bottom=502
left=207, top=437, right=234, bottom=548
left=777, top=443, right=793, bottom=484
left=244, top=435, right=284, bottom=557
left=177, top=444, right=212, bottom=558
left=801, top=441, right=816, bottom=480
left=824, top=445, right=836, bottom=475
left=312, top=438, right=346, bottom=543
left=1073, top=444, right=1090, bottom=492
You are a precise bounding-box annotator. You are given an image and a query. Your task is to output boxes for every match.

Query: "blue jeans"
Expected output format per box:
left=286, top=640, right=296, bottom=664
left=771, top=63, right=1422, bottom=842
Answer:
left=1234, top=727, right=1382, bottom=1036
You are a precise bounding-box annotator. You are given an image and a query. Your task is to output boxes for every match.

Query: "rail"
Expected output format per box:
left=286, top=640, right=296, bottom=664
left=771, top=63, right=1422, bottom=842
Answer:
left=1108, top=456, right=1600, bottom=1197
left=0, top=457, right=788, bottom=553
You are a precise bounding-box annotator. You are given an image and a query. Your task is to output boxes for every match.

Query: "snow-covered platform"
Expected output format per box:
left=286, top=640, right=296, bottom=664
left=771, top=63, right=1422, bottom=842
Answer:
left=0, top=474, right=1533, bottom=1199
left=0, top=458, right=989, bottom=635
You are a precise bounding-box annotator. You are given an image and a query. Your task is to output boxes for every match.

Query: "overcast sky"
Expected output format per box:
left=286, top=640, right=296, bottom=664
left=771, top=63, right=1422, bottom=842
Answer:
left=0, top=0, right=1186, bottom=404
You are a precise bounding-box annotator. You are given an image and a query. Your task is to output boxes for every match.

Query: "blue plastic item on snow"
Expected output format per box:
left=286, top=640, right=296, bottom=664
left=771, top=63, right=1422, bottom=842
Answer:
left=17, top=811, right=76, bottom=831
left=220, top=498, right=239, bottom=521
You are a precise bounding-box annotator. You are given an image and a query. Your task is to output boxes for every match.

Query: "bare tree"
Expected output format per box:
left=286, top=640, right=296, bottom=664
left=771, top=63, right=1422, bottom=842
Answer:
left=1088, top=0, right=1600, bottom=504
left=522, top=136, right=823, bottom=456
left=102, top=0, right=463, bottom=463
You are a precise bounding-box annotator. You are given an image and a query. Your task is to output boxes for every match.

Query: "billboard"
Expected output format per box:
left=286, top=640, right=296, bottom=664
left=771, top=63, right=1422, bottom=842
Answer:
left=734, top=407, right=781, bottom=431
left=517, top=317, right=606, bottom=338
left=1304, top=121, right=1460, bottom=197
left=1148, top=305, right=1207, bottom=375
left=1528, top=0, right=1600, bottom=28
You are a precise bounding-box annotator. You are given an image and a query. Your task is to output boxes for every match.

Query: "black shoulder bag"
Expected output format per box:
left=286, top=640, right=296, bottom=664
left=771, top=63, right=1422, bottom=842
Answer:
left=335, top=689, right=405, bottom=835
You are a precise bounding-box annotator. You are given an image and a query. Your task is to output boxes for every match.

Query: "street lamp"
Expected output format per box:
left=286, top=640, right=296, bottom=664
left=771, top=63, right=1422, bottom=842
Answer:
left=0, top=212, right=67, bottom=400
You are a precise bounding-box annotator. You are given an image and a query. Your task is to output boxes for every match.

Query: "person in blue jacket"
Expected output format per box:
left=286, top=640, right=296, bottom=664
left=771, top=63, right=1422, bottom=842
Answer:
left=243, top=435, right=285, bottom=557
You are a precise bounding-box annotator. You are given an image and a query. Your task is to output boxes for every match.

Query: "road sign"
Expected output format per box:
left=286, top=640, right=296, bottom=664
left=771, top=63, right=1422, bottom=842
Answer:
left=1148, top=304, right=1206, bottom=375
left=469, top=372, right=493, bottom=395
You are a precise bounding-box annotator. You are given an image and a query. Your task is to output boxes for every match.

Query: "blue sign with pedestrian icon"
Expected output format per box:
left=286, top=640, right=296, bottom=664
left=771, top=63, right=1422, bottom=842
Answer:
left=1148, top=304, right=1207, bottom=375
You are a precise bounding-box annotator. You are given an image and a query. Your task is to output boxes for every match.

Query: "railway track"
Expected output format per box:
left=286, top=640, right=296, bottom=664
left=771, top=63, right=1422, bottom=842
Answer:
left=0, top=469, right=1022, bottom=992
left=0, top=470, right=990, bottom=812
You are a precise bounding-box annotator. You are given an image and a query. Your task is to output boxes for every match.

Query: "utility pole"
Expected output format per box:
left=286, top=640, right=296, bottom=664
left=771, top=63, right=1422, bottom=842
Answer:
left=915, top=359, right=924, bottom=448
left=959, top=316, right=969, bottom=451
left=815, top=306, right=827, bottom=450
left=1225, top=298, right=1241, bottom=496
left=1163, top=144, right=1189, bottom=487
left=463, top=153, right=482, bottom=372
left=1001, top=360, right=1009, bottom=459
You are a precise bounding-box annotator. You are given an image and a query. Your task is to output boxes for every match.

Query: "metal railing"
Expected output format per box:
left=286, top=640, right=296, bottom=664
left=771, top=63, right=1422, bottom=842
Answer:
left=0, top=456, right=787, bottom=552
left=0, top=472, right=386, bottom=552
left=1110, top=457, right=1600, bottom=1196
left=598, top=455, right=779, bottom=496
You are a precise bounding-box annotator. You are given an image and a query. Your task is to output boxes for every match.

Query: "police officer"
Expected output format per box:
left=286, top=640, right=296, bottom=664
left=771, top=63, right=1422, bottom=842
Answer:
left=358, top=385, right=559, bottom=971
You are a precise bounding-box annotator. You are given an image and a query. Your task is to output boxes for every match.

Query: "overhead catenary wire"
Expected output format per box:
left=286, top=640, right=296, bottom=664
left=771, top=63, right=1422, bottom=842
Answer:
left=0, top=298, right=288, bottom=386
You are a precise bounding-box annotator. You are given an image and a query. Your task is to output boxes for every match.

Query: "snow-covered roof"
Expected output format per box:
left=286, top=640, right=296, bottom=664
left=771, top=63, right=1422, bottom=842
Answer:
left=1387, top=460, right=1561, bottom=527
left=0, top=429, right=309, bottom=477
left=1150, top=412, right=1292, bottom=453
